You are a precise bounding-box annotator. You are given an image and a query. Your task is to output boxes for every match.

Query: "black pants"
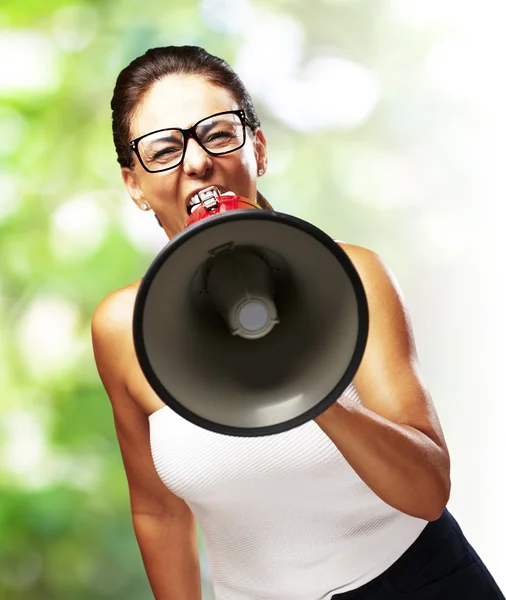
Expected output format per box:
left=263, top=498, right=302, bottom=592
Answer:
left=331, top=508, right=504, bottom=599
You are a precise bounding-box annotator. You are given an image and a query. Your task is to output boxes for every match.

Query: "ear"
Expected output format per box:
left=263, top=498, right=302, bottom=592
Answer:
left=121, top=166, right=148, bottom=210
left=253, top=128, right=268, bottom=174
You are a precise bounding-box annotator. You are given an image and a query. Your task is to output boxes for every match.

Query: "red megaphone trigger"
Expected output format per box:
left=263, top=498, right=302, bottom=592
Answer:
left=184, top=195, right=262, bottom=228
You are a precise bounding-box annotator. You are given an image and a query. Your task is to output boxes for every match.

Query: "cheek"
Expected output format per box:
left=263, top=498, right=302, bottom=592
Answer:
left=142, top=172, right=176, bottom=198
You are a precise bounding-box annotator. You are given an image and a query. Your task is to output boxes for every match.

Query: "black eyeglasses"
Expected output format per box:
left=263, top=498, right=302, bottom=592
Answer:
left=129, top=109, right=253, bottom=173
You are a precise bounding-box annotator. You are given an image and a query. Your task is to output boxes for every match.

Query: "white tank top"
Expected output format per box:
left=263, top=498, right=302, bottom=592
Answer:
left=149, top=382, right=428, bottom=600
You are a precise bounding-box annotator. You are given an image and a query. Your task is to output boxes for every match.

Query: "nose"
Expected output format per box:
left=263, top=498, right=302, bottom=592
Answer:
left=182, top=136, right=213, bottom=178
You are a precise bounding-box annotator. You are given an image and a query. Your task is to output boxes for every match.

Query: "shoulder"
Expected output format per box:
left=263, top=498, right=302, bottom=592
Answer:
left=335, top=240, right=414, bottom=360
left=91, top=279, right=143, bottom=350
left=335, top=239, right=383, bottom=266
left=92, top=280, right=142, bottom=331
left=91, top=279, right=167, bottom=416
left=91, top=280, right=142, bottom=385
left=336, top=241, right=420, bottom=397
left=335, top=241, right=400, bottom=296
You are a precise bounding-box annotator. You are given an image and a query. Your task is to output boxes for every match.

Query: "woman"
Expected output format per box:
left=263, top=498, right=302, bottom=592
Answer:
left=91, top=46, right=504, bottom=600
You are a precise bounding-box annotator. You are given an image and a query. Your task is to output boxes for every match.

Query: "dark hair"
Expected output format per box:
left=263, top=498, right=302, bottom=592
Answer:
left=111, top=45, right=272, bottom=210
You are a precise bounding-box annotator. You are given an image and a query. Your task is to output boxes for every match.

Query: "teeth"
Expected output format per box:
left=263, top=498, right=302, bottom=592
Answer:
left=190, top=203, right=201, bottom=214
left=189, top=186, right=220, bottom=206
left=187, top=186, right=221, bottom=216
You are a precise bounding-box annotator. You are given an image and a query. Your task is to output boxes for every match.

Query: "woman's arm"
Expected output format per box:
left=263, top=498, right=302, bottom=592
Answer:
left=314, top=245, right=451, bottom=522
left=91, top=289, right=202, bottom=600
left=113, top=397, right=202, bottom=600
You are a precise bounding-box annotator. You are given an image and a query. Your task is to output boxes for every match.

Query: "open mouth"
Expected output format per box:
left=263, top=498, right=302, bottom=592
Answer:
left=186, top=186, right=238, bottom=216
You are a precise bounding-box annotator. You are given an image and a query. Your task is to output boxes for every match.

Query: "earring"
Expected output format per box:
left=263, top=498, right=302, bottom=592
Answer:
left=141, top=202, right=150, bottom=211
left=258, top=168, right=265, bottom=176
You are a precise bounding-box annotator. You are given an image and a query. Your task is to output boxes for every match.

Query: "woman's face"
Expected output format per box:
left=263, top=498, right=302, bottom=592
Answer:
left=122, top=75, right=268, bottom=239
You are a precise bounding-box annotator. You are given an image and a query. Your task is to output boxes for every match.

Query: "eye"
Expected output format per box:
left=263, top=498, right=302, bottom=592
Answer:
left=152, top=147, right=180, bottom=159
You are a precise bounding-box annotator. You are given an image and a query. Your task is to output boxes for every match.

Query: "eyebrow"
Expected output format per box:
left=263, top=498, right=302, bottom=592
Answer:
left=144, top=132, right=182, bottom=145
left=173, top=115, right=234, bottom=134
left=197, top=121, right=216, bottom=136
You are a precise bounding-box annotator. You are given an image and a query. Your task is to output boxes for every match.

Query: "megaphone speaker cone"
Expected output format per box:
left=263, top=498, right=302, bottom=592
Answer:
left=133, top=208, right=368, bottom=437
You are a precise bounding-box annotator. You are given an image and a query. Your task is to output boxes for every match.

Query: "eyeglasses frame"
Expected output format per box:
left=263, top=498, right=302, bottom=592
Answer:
left=129, top=109, right=253, bottom=174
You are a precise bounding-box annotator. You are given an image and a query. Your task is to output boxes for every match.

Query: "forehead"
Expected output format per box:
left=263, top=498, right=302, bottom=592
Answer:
left=131, top=75, right=239, bottom=138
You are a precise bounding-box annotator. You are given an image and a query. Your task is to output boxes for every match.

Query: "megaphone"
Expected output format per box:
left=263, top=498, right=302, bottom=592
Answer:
left=133, top=187, right=368, bottom=437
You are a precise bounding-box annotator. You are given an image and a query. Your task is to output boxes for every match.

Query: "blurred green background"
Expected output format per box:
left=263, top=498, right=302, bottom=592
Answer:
left=1, top=0, right=504, bottom=597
